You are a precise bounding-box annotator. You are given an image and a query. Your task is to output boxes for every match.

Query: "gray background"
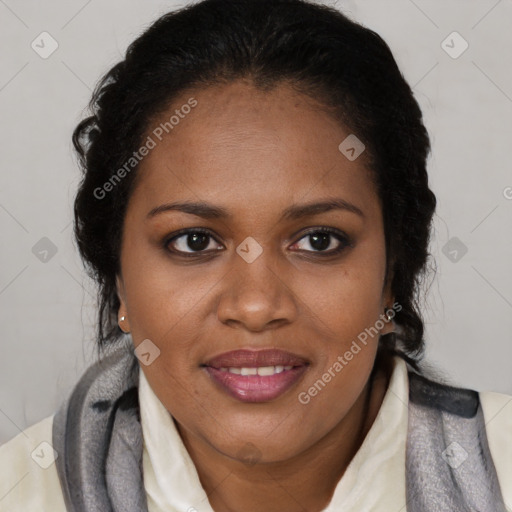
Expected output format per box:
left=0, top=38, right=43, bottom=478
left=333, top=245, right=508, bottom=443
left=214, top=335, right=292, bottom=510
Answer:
left=1, top=0, right=511, bottom=445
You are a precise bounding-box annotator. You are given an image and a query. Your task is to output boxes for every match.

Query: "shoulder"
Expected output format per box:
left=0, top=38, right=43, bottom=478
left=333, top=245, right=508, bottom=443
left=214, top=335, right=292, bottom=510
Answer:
left=406, top=365, right=512, bottom=507
left=479, top=390, right=512, bottom=507
left=0, top=414, right=67, bottom=511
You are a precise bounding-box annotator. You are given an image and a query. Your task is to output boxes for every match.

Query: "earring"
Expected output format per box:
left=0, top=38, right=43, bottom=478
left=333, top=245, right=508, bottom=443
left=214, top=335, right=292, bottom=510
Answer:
left=384, top=308, right=394, bottom=322
left=118, top=315, right=129, bottom=333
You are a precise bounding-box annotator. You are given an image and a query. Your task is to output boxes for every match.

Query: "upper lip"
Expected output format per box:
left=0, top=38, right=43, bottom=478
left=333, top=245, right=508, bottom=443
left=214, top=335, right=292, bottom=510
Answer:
left=204, top=349, right=310, bottom=369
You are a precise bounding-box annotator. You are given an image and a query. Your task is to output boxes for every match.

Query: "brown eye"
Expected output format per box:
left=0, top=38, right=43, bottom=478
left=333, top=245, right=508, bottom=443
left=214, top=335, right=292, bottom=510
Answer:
left=165, top=229, right=223, bottom=255
left=291, top=228, right=352, bottom=255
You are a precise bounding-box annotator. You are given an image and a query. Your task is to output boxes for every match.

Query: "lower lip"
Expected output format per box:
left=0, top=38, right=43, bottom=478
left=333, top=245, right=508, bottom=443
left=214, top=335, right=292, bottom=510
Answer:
left=204, top=366, right=309, bottom=403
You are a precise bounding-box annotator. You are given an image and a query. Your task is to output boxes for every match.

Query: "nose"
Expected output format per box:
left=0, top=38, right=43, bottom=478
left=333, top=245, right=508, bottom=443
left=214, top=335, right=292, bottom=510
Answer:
left=216, top=249, right=299, bottom=332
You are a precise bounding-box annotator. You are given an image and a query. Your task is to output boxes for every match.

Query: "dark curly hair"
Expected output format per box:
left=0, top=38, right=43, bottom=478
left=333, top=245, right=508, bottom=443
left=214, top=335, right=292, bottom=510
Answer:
left=72, top=0, right=437, bottom=370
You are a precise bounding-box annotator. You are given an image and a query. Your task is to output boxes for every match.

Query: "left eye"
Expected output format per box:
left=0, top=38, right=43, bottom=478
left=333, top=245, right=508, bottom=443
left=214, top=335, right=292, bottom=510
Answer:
left=291, top=229, right=350, bottom=254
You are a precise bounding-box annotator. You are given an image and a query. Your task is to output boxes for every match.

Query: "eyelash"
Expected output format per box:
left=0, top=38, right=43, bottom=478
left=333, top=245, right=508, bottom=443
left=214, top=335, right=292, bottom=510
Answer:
left=163, top=227, right=353, bottom=258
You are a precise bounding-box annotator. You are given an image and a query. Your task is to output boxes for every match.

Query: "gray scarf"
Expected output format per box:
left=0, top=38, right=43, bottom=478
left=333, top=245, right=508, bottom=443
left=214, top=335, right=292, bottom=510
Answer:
left=52, top=342, right=507, bottom=511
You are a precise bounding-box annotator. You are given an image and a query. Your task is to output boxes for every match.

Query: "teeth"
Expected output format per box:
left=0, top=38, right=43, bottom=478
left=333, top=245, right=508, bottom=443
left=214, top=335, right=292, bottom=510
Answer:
left=219, top=365, right=294, bottom=376
left=257, top=366, right=275, bottom=376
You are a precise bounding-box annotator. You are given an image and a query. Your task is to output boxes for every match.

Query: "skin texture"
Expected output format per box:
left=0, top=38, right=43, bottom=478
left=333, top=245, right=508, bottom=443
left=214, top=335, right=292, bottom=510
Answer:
left=116, top=79, right=396, bottom=512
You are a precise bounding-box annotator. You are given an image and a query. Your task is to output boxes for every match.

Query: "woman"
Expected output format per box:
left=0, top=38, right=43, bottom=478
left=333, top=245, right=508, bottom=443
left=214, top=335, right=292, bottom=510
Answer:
left=1, top=0, right=510, bottom=510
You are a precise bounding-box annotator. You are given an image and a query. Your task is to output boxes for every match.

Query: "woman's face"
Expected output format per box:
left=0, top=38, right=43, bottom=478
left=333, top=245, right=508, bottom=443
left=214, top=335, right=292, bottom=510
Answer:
left=117, top=79, right=394, bottom=463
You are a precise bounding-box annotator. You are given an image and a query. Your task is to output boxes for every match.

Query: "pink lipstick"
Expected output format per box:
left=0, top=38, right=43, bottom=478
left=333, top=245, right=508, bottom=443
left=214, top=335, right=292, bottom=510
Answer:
left=203, top=349, right=309, bottom=402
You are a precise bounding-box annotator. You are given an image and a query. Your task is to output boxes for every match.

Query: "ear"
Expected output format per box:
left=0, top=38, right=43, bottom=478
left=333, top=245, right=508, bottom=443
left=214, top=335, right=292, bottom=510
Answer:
left=116, top=274, right=131, bottom=333
left=116, top=274, right=126, bottom=303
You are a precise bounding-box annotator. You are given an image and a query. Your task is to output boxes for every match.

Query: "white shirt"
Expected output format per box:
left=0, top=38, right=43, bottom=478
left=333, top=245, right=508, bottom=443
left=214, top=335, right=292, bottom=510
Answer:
left=1, top=355, right=511, bottom=511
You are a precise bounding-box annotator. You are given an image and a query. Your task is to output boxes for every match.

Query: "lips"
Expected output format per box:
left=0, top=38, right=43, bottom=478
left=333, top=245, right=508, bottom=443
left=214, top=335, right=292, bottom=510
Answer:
left=202, top=349, right=310, bottom=403
left=204, top=349, right=309, bottom=369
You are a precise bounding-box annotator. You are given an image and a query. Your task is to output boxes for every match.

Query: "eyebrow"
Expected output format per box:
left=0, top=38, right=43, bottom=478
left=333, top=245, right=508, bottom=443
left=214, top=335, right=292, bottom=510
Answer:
left=146, top=198, right=365, bottom=221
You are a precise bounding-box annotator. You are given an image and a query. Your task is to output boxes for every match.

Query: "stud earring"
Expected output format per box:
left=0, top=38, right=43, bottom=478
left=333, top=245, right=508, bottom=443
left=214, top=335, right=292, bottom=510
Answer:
left=118, top=315, right=130, bottom=333
left=384, top=308, right=394, bottom=322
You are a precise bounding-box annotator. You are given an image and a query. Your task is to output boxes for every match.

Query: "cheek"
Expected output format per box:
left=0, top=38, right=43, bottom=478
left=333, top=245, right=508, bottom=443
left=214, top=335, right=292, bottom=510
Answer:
left=121, top=248, right=224, bottom=390
left=121, top=245, right=209, bottom=337
left=297, top=347, right=376, bottom=441
left=296, top=252, right=386, bottom=340
left=141, top=363, right=213, bottom=435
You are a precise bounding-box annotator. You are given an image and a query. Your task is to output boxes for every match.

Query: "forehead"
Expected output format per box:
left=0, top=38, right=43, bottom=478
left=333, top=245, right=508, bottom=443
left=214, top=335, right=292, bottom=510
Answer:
left=130, top=80, right=380, bottom=221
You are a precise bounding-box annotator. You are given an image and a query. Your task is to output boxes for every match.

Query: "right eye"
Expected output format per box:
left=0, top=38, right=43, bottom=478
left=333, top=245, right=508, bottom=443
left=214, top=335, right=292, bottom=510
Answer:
left=164, top=228, right=224, bottom=256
